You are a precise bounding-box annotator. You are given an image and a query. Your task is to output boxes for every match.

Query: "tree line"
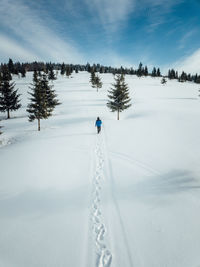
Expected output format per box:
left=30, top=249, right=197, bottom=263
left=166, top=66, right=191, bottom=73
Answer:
left=1, top=58, right=200, bottom=84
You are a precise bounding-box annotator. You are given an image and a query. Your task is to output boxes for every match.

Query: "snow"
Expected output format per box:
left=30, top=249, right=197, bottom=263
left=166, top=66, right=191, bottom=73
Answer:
left=0, top=71, right=200, bottom=267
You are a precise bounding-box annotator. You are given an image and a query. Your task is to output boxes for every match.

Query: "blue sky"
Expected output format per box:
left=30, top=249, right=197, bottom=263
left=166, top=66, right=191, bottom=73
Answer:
left=0, top=0, right=200, bottom=73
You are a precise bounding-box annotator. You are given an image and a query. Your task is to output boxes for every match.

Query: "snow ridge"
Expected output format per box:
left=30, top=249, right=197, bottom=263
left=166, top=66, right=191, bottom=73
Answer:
left=91, top=135, right=112, bottom=267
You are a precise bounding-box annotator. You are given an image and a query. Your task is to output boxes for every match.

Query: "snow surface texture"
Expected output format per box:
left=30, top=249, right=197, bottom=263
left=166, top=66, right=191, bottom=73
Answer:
left=0, top=72, right=200, bottom=267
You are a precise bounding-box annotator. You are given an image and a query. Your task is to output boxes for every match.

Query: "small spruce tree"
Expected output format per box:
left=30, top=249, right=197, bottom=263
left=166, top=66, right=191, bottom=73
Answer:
left=66, top=66, right=72, bottom=78
left=94, top=75, right=102, bottom=92
left=60, top=63, right=65, bottom=75
left=157, top=68, right=161, bottom=77
left=107, top=74, right=131, bottom=120
left=48, top=67, right=56, bottom=80
left=27, top=73, right=60, bottom=131
left=161, top=77, right=167, bottom=85
left=137, top=62, right=143, bottom=77
left=152, top=67, right=157, bottom=77
left=8, top=58, right=14, bottom=74
left=144, top=66, right=148, bottom=76
left=0, top=66, right=21, bottom=119
left=90, top=71, right=96, bottom=88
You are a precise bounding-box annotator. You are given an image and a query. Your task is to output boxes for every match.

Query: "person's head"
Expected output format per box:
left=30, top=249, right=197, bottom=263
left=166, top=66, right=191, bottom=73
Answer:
left=97, top=117, right=100, bottom=120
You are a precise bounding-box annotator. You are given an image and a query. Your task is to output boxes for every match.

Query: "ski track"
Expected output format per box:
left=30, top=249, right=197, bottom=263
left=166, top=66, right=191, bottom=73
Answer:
left=91, top=135, right=112, bottom=267
left=103, top=128, right=135, bottom=267
left=109, top=150, right=160, bottom=176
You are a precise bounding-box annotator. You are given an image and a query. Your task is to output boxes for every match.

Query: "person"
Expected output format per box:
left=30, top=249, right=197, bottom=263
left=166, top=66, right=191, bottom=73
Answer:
left=95, top=117, right=102, bottom=134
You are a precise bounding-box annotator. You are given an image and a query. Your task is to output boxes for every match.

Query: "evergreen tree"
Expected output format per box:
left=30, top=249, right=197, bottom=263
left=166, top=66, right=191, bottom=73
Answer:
left=66, top=65, right=72, bottom=77
left=0, top=66, right=21, bottom=119
left=86, top=63, right=91, bottom=72
left=168, top=69, right=171, bottom=79
left=27, top=74, right=60, bottom=131
left=196, top=76, right=200, bottom=84
left=179, top=71, right=187, bottom=82
left=137, top=62, right=143, bottom=77
left=48, top=67, right=56, bottom=80
left=8, top=58, right=14, bottom=74
left=107, top=74, right=131, bottom=120
left=194, top=74, right=198, bottom=83
left=168, top=69, right=176, bottom=79
left=161, top=77, right=167, bottom=85
left=33, top=70, right=39, bottom=83
left=144, top=66, right=148, bottom=76
left=90, top=71, right=96, bottom=87
left=94, top=75, right=102, bottom=92
left=130, top=68, right=134, bottom=75
left=157, top=68, right=161, bottom=77
left=1, top=65, right=12, bottom=81
left=45, top=76, right=60, bottom=113
left=151, top=67, right=157, bottom=77
left=91, top=64, right=97, bottom=73
left=60, top=63, right=65, bottom=75
left=21, top=64, right=26, bottom=78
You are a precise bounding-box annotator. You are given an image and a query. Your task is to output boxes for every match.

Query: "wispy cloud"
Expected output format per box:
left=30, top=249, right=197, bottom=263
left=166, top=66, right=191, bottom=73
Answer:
left=0, top=34, right=40, bottom=62
left=0, top=0, right=84, bottom=63
left=172, top=48, right=200, bottom=74
left=140, top=0, right=184, bottom=32
left=85, top=0, right=135, bottom=32
left=178, top=29, right=197, bottom=49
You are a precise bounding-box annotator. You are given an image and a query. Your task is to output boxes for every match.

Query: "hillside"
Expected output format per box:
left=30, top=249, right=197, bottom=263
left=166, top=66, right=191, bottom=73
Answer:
left=0, top=72, right=200, bottom=267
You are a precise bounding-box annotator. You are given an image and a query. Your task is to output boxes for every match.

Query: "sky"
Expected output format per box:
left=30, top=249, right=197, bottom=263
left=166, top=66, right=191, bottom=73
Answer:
left=0, top=0, right=200, bottom=74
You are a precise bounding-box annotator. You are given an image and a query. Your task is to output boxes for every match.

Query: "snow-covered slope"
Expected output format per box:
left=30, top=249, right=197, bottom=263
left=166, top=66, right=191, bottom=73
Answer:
left=0, top=72, right=200, bottom=267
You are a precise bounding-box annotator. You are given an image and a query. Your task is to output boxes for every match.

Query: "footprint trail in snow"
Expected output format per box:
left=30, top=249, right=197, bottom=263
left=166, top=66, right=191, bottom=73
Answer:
left=91, top=136, right=112, bottom=267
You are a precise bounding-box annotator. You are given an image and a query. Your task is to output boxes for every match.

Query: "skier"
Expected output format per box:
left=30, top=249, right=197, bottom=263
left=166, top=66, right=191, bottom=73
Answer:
left=95, top=117, right=102, bottom=134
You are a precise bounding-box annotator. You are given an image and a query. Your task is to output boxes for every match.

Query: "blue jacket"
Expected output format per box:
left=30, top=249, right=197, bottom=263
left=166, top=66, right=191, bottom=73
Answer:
left=95, top=120, right=102, bottom=127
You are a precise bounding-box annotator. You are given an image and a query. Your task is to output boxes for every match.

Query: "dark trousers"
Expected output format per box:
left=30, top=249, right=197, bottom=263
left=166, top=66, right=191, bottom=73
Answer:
left=97, top=126, right=101, bottom=134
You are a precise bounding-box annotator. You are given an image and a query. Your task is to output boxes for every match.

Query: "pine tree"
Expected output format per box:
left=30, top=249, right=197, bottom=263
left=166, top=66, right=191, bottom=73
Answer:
left=48, top=67, right=56, bottom=80
left=179, top=71, right=187, bottom=82
left=1, top=65, right=12, bottom=81
left=0, top=66, right=21, bottom=119
left=94, top=75, right=102, bottom=92
left=21, top=64, right=26, bottom=78
left=161, top=77, right=167, bottom=85
left=157, top=68, right=161, bottom=77
left=27, top=73, right=60, bottom=131
left=144, top=66, right=148, bottom=76
left=168, top=69, right=171, bottom=79
left=33, top=70, right=39, bottom=83
left=90, top=71, right=96, bottom=88
left=91, top=64, right=97, bottom=73
left=137, top=62, right=143, bottom=77
left=8, top=58, right=14, bottom=74
left=86, top=63, right=91, bottom=73
left=107, top=74, right=131, bottom=120
left=66, top=65, right=72, bottom=78
left=168, top=69, right=176, bottom=79
left=196, top=76, right=200, bottom=84
left=151, top=67, right=157, bottom=77
left=60, top=63, right=65, bottom=75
